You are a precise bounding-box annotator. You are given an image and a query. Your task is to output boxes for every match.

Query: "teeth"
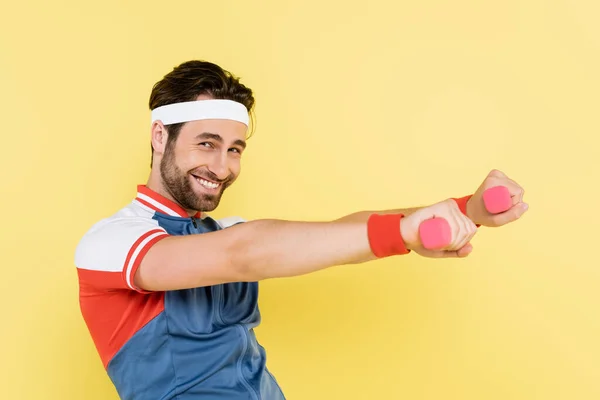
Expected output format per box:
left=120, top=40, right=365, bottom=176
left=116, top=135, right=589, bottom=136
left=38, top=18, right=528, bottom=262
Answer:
left=196, top=177, right=219, bottom=189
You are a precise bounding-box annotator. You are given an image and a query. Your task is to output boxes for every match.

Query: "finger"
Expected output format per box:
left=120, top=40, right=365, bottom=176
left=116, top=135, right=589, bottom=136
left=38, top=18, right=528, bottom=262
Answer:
left=451, top=200, right=478, bottom=249
left=454, top=214, right=474, bottom=250
left=429, top=244, right=473, bottom=258
left=489, top=169, right=506, bottom=179
left=436, top=250, right=461, bottom=258
left=465, top=218, right=478, bottom=243
left=503, top=178, right=524, bottom=205
left=435, top=240, right=474, bottom=259
left=491, top=202, right=529, bottom=226
left=456, top=242, right=473, bottom=257
left=447, top=209, right=466, bottom=251
left=417, top=249, right=453, bottom=258
left=441, top=246, right=472, bottom=258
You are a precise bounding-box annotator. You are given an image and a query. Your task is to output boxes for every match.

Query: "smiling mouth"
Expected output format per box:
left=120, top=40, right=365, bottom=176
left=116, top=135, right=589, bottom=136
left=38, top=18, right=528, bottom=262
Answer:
left=192, top=175, right=221, bottom=190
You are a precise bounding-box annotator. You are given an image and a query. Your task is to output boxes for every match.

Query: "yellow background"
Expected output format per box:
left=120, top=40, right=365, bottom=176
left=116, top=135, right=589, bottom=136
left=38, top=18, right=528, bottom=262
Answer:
left=1, top=0, right=599, bottom=398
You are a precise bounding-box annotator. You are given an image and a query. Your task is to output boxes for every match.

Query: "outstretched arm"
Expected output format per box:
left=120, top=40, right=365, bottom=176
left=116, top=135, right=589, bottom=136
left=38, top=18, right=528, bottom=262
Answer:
left=135, top=199, right=476, bottom=291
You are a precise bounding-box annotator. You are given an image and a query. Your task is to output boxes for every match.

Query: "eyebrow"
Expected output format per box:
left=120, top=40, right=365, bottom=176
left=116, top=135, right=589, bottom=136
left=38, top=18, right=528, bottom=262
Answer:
left=195, top=132, right=246, bottom=149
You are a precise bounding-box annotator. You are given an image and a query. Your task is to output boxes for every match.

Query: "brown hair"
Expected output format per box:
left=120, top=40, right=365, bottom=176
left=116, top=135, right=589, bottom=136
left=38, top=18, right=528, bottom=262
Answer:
left=148, top=60, right=255, bottom=166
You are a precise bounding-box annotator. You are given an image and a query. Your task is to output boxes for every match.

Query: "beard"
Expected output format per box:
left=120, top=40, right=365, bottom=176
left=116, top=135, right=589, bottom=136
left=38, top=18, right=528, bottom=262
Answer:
left=159, top=145, right=232, bottom=213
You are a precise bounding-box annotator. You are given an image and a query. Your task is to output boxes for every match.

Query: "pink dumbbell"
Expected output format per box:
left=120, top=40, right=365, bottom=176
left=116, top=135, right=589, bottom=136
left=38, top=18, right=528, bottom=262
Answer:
left=482, top=185, right=512, bottom=214
left=419, top=217, right=452, bottom=250
left=418, top=186, right=512, bottom=249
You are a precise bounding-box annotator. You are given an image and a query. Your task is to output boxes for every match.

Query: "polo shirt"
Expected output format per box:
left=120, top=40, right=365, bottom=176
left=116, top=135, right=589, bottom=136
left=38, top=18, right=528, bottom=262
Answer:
left=75, top=185, right=286, bottom=399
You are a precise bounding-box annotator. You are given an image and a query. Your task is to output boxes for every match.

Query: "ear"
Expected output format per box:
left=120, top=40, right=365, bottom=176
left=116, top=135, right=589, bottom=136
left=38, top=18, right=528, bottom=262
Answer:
left=151, top=121, right=169, bottom=156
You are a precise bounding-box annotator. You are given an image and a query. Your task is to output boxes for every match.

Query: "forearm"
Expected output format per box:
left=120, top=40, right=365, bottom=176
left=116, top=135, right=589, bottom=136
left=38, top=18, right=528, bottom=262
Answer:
left=236, top=206, right=424, bottom=280
left=232, top=218, right=377, bottom=280
left=335, top=206, right=422, bottom=224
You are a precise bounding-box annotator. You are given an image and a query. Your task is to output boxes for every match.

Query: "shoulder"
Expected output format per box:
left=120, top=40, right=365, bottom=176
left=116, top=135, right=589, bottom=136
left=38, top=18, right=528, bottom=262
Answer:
left=74, top=201, right=168, bottom=271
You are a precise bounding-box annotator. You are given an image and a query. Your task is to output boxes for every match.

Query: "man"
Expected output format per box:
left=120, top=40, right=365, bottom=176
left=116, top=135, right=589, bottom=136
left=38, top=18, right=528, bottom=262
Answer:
left=75, top=60, right=528, bottom=400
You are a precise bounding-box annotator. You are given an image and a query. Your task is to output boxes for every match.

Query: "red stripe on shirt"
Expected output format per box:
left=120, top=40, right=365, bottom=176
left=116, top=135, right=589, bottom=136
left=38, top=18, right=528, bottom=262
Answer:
left=122, top=229, right=168, bottom=291
left=135, top=197, right=164, bottom=215
left=136, top=185, right=202, bottom=218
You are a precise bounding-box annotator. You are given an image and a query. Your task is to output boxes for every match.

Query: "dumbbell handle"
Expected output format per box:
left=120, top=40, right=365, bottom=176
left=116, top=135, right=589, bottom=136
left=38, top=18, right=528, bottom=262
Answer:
left=482, top=185, right=512, bottom=214
left=419, top=186, right=512, bottom=250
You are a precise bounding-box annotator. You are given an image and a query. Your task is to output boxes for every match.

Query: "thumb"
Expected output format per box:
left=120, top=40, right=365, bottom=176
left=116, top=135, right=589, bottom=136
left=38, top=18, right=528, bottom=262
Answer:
left=491, top=202, right=529, bottom=226
left=489, top=169, right=507, bottom=179
left=456, top=242, right=473, bottom=257
left=424, top=243, right=473, bottom=258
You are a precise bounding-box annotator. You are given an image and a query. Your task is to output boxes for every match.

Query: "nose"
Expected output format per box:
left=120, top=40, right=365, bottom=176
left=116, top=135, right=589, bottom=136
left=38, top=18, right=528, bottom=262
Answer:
left=207, top=151, right=230, bottom=181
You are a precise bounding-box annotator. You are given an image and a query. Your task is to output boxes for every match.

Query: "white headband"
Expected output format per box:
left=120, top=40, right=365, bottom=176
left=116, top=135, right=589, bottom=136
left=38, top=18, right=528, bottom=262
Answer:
left=151, top=99, right=249, bottom=126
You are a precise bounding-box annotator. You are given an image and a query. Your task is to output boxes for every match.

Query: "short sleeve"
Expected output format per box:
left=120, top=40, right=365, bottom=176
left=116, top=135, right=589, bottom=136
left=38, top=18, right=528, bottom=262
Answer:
left=75, top=217, right=170, bottom=292
left=216, top=216, right=246, bottom=229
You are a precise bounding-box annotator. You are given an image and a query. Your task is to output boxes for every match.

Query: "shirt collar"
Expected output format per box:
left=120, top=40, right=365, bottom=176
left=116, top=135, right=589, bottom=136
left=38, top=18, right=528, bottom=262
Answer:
left=135, top=184, right=202, bottom=219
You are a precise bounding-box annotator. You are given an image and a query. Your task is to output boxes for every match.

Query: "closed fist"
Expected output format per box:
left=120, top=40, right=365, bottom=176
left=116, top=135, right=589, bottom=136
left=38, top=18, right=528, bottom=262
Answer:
left=467, top=169, right=529, bottom=227
left=400, top=198, right=478, bottom=258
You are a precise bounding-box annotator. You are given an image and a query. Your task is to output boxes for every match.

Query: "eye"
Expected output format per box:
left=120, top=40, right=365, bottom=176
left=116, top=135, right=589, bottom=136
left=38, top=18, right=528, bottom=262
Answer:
left=229, top=147, right=243, bottom=155
left=199, top=142, right=214, bottom=148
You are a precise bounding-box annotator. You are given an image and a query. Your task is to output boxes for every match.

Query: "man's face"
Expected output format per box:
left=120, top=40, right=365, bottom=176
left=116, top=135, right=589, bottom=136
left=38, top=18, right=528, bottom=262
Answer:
left=160, top=117, right=247, bottom=213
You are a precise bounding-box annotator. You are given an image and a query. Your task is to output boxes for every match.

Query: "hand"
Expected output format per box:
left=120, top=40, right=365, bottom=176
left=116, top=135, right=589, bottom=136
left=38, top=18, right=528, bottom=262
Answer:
left=400, top=199, right=478, bottom=258
left=466, top=169, right=529, bottom=227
